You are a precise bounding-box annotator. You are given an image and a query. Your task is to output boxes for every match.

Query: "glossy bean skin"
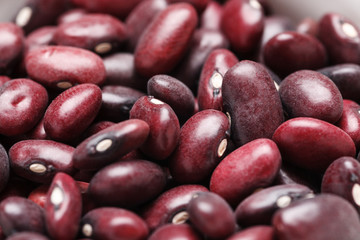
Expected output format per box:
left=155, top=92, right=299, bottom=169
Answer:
left=197, top=48, right=238, bottom=111
left=221, top=0, right=264, bottom=56
left=263, top=31, right=327, bottom=78
left=24, top=26, right=57, bottom=53
left=210, top=138, right=281, bottom=207
left=9, top=140, right=75, bottom=183
left=200, top=1, right=222, bottom=30
left=0, top=196, right=46, bottom=236
left=0, top=78, right=48, bottom=136
left=147, top=75, right=195, bottom=123
left=134, top=3, right=198, bottom=77
left=54, top=14, right=127, bottom=55
left=166, top=0, right=210, bottom=12
left=57, top=8, right=88, bottom=25
left=0, top=145, right=9, bottom=193
left=169, top=110, right=229, bottom=183
left=273, top=117, right=356, bottom=172
left=25, top=46, right=106, bottom=90
left=187, top=192, right=236, bottom=239
left=296, top=18, right=318, bottom=37
left=45, top=173, right=82, bottom=240
left=235, top=184, right=313, bottom=227
left=6, top=232, right=50, bottom=240
left=80, top=207, right=149, bottom=240
left=148, top=224, right=202, bottom=240
left=321, top=157, right=360, bottom=213
left=89, top=159, right=166, bottom=207
left=130, top=96, right=180, bottom=161
left=279, top=70, right=343, bottom=123
left=318, top=13, right=360, bottom=65
left=73, top=119, right=150, bottom=170
left=222, top=60, right=284, bottom=147
left=141, top=184, right=208, bottom=231
left=227, top=226, right=275, bottom=240
left=273, top=194, right=360, bottom=240
left=336, top=100, right=360, bottom=149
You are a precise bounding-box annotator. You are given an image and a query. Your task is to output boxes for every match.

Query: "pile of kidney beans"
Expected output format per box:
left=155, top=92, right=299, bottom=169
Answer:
left=1, top=0, right=360, bottom=239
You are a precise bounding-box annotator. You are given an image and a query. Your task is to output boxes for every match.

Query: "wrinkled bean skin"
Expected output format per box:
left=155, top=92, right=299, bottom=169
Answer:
left=6, top=232, right=50, bottom=240
left=25, top=46, right=106, bottom=90
left=235, top=184, right=312, bottom=227
left=336, top=100, right=360, bottom=149
left=169, top=109, right=229, bottom=183
left=24, top=26, right=57, bottom=53
left=148, top=224, right=202, bottom=240
left=222, top=60, right=284, bottom=147
left=9, top=140, right=75, bottom=183
left=279, top=70, right=343, bottom=123
left=321, top=157, right=360, bottom=213
left=0, top=145, right=9, bottom=193
left=134, top=3, right=198, bottom=77
left=80, top=207, right=149, bottom=240
left=273, top=194, right=360, bottom=240
left=210, top=138, right=281, bottom=207
left=45, top=173, right=82, bottom=240
left=200, top=1, right=222, bottom=30
left=57, top=8, right=88, bottom=25
left=0, top=196, right=46, bottom=236
left=0, top=78, right=48, bottom=136
left=130, top=96, right=180, bottom=161
left=44, top=83, right=102, bottom=142
left=141, top=184, right=208, bottom=231
left=273, top=117, right=356, bottom=172
left=227, top=226, right=275, bottom=240
left=197, top=48, right=238, bottom=111
left=73, top=119, right=150, bottom=170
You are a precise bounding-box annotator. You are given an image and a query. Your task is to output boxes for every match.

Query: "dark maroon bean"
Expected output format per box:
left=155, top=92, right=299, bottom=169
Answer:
left=336, top=100, right=360, bottom=149
left=279, top=70, right=343, bottom=123
left=0, top=196, right=45, bottom=236
left=148, top=224, right=202, bottom=240
left=296, top=17, right=319, bottom=37
left=73, top=119, right=150, bottom=170
left=235, top=184, right=313, bottom=227
left=45, top=173, right=82, bottom=240
left=200, top=1, right=222, bottom=30
left=89, top=159, right=166, bottom=207
left=99, top=85, right=145, bottom=122
left=210, top=138, right=281, bottom=207
left=134, top=3, right=198, bottom=77
left=222, top=60, right=284, bottom=147
left=0, top=176, right=37, bottom=202
left=0, top=78, right=48, bottom=136
left=28, top=184, right=48, bottom=208
left=80, top=207, right=148, bottom=240
left=273, top=194, right=360, bottom=240
left=263, top=31, right=327, bottom=78
left=187, top=192, right=235, bottom=239
left=80, top=121, right=115, bottom=140
left=273, top=117, right=356, bottom=172
left=9, top=140, right=75, bottom=183
left=221, top=0, right=264, bottom=56
left=141, top=184, right=208, bottom=231
left=6, top=232, right=50, bottom=240
left=24, top=26, right=56, bottom=53
left=166, top=0, right=209, bottom=12
left=130, top=96, right=180, bottom=161
left=318, top=13, right=360, bottom=65
left=197, top=48, right=238, bottom=111
left=25, top=46, right=106, bottom=90
left=0, top=76, right=10, bottom=87
left=169, top=109, right=229, bottom=183
left=227, top=226, right=275, bottom=240
left=57, top=8, right=88, bottom=25
left=0, top=145, right=9, bottom=194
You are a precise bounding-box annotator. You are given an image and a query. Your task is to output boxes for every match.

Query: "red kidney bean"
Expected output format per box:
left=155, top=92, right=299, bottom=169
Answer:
left=221, top=0, right=264, bottom=56
left=261, top=16, right=295, bottom=47
left=210, top=138, right=281, bottom=207
left=263, top=31, right=327, bottom=78
left=24, top=26, right=56, bottom=54
left=0, top=196, right=46, bottom=236
left=0, top=78, right=48, bottom=136
left=44, top=83, right=102, bottom=142
left=273, top=117, right=356, bottom=172
left=318, top=13, right=360, bottom=65
left=73, top=119, right=150, bottom=170
left=25, top=46, right=106, bottom=90
left=336, top=100, right=360, bottom=149
left=6, top=232, right=50, bottom=240
left=296, top=17, right=319, bottom=37
left=235, top=184, right=313, bottom=227
left=227, top=226, right=275, bottom=240
left=9, top=140, right=75, bottom=183
left=169, top=109, right=229, bottom=183
left=148, top=224, right=202, bottom=240
left=0, top=145, right=9, bottom=194
left=147, top=74, right=196, bottom=123
left=0, top=76, right=10, bottom=87
left=134, top=3, right=198, bottom=77
left=89, top=159, right=166, bottom=207
left=167, top=0, right=209, bottom=12
left=222, top=60, right=284, bottom=147
left=279, top=70, right=343, bottom=123
left=45, top=172, right=82, bottom=240
left=187, top=191, right=236, bottom=239
left=200, top=1, right=222, bottom=30
left=130, top=96, right=180, bottom=161
left=80, top=121, right=115, bottom=140
left=28, top=184, right=48, bottom=208
left=141, top=184, right=208, bottom=231
left=99, top=85, right=145, bottom=122
left=26, top=117, right=48, bottom=140
left=57, top=8, right=88, bottom=25
left=197, top=48, right=238, bottom=111
left=273, top=194, right=360, bottom=240
left=80, top=207, right=149, bottom=240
